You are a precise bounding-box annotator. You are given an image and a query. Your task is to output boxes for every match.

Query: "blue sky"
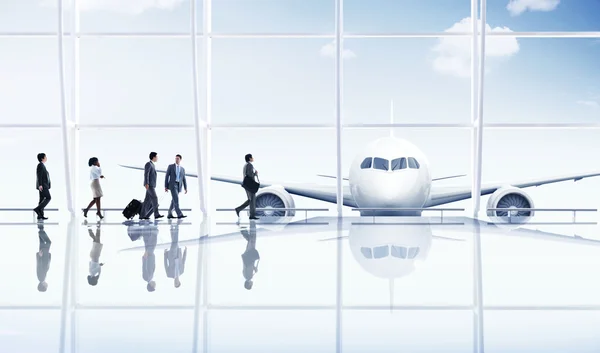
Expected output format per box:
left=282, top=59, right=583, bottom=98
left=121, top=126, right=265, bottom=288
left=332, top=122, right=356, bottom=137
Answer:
left=1, top=0, right=600, bottom=219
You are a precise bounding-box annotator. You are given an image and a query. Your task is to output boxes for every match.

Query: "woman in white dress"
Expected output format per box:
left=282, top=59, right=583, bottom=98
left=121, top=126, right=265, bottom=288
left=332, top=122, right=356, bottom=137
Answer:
left=83, top=157, right=104, bottom=219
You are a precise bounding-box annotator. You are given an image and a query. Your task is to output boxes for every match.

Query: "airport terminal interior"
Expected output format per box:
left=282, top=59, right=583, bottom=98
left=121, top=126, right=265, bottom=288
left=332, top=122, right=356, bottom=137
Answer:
left=2, top=0, right=600, bottom=352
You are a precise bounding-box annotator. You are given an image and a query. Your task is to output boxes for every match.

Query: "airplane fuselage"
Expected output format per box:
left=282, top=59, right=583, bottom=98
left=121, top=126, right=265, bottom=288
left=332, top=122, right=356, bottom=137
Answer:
left=348, top=137, right=432, bottom=216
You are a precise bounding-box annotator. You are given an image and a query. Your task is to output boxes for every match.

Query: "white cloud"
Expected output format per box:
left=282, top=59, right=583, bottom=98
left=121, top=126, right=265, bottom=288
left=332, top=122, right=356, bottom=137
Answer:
left=320, top=42, right=356, bottom=60
left=577, top=100, right=600, bottom=108
left=431, top=17, right=520, bottom=78
left=507, top=0, right=560, bottom=16
left=40, top=0, right=186, bottom=15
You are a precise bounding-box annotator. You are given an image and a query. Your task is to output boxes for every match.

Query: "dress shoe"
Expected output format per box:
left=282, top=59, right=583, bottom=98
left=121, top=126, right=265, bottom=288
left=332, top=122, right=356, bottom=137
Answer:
left=167, top=214, right=175, bottom=219
left=249, top=217, right=259, bottom=220
left=178, top=215, right=187, bottom=219
left=155, top=215, right=164, bottom=219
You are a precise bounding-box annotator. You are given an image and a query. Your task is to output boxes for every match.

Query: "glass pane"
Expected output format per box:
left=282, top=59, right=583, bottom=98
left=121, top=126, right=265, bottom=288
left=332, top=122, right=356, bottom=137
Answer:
left=209, top=311, right=335, bottom=351
left=485, top=38, right=600, bottom=124
left=360, top=247, right=373, bottom=259
left=408, top=157, right=419, bottom=169
left=342, top=128, right=470, bottom=217
left=408, top=247, right=420, bottom=259
left=211, top=129, right=337, bottom=220
left=76, top=222, right=202, bottom=306
left=0, top=130, right=65, bottom=210
left=360, top=157, right=372, bottom=169
left=485, top=312, right=600, bottom=352
left=343, top=311, right=473, bottom=352
left=212, top=39, right=334, bottom=125
left=213, top=0, right=334, bottom=34
left=481, top=129, right=600, bottom=224
left=391, top=245, right=407, bottom=259
left=0, top=38, right=61, bottom=125
left=77, top=129, right=197, bottom=210
left=0, top=0, right=57, bottom=32
left=80, top=38, right=199, bottom=125
left=372, top=157, right=389, bottom=171
left=78, top=310, right=195, bottom=352
left=0, top=225, right=66, bottom=305
left=344, top=0, right=470, bottom=33
left=0, top=310, right=61, bottom=352
left=344, top=38, right=470, bottom=124
left=208, top=226, right=338, bottom=306
left=487, top=1, right=600, bottom=31
left=79, top=0, right=197, bottom=33
left=391, top=158, right=406, bottom=171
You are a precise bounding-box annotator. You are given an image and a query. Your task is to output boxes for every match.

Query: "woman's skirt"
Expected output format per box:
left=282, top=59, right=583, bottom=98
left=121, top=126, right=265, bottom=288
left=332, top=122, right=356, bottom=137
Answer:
left=90, top=179, right=103, bottom=198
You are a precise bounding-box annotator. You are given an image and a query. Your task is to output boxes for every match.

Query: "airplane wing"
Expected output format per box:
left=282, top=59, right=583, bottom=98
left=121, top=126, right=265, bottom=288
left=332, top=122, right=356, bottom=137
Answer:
left=119, top=164, right=358, bottom=207
left=315, top=174, right=465, bottom=182
left=426, top=170, right=600, bottom=207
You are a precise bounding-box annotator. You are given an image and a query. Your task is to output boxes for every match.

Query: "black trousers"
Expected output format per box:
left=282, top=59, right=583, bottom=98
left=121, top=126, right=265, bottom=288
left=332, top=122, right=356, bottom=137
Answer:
left=236, top=189, right=257, bottom=218
left=35, top=188, right=52, bottom=215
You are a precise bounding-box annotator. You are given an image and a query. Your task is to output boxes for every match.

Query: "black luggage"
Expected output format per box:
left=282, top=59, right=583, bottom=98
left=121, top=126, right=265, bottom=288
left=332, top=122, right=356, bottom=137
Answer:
left=242, top=175, right=260, bottom=194
left=123, top=199, right=142, bottom=219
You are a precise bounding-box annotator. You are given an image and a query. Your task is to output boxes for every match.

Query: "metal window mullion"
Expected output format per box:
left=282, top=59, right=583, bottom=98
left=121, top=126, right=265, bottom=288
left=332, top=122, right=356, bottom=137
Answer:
left=469, top=0, right=480, bottom=218
left=335, top=0, right=343, bottom=218
left=192, top=0, right=207, bottom=218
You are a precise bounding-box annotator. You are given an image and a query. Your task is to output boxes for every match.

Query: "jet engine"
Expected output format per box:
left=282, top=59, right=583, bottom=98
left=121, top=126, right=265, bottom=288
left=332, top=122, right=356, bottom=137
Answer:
left=254, top=185, right=296, bottom=220
left=486, top=186, right=535, bottom=224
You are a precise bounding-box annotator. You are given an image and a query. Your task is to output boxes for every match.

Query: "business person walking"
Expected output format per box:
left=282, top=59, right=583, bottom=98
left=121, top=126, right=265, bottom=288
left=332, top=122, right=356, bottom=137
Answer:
left=235, top=154, right=259, bottom=220
left=140, top=152, right=163, bottom=220
left=240, top=222, right=259, bottom=290
left=83, top=157, right=105, bottom=220
left=34, top=153, right=51, bottom=220
left=164, top=154, right=188, bottom=219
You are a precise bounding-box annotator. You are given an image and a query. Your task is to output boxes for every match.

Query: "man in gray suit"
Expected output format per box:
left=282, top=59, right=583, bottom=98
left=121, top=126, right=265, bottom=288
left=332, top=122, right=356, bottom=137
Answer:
left=164, top=154, right=188, bottom=219
left=140, top=152, right=163, bottom=220
left=235, top=153, right=259, bottom=220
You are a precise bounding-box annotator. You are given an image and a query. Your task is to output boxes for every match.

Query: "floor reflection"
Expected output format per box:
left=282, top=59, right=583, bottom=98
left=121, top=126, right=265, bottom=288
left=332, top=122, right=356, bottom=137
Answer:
left=1, top=216, right=600, bottom=352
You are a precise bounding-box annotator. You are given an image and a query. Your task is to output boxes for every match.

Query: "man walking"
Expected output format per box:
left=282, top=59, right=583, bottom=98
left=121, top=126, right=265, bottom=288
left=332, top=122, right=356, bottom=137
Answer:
left=140, top=152, right=163, bottom=220
left=164, top=154, right=188, bottom=219
left=34, top=153, right=51, bottom=220
left=235, top=153, right=259, bottom=221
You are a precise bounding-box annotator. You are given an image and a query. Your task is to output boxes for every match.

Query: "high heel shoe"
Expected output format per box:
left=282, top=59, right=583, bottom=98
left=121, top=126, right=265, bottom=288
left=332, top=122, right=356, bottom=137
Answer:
left=96, top=212, right=104, bottom=220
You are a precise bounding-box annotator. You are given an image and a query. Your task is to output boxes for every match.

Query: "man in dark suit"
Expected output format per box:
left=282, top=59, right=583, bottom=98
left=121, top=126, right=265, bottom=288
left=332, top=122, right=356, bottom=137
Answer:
left=164, top=219, right=187, bottom=288
left=36, top=223, right=52, bottom=292
left=140, top=152, right=163, bottom=220
left=164, top=154, right=188, bottom=219
left=235, top=153, right=259, bottom=220
left=34, top=153, right=51, bottom=220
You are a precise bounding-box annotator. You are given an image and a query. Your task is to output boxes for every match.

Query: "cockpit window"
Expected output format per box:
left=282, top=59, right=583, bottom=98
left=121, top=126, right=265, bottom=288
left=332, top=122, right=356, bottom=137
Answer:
left=391, top=158, right=407, bottom=171
left=373, top=245, right=389, bottom=259
left=407, top=247, right=420, bottom=259
left=360, top=247, right=373, bottom=259
left=373, top=157, right=389, bottom=171
left=360, top=157, right=372, bottom=169
left=408, top=157, right=420, bottom=169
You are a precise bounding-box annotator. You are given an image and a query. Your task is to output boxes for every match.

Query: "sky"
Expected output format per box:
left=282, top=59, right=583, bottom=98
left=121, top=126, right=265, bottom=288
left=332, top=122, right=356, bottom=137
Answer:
left=1, top=0, right=600, bottom=222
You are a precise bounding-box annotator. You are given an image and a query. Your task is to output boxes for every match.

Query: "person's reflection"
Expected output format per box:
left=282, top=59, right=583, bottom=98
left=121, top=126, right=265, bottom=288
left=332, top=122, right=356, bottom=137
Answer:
left=240, top=222, right=260, bottom=290
left=164, top=219, right=187, bottom=288
left=36, top=224, right=51, bottom=292
left=86, top=221, right=104, bottom=286
left=142, top=221, right=159, bottom=292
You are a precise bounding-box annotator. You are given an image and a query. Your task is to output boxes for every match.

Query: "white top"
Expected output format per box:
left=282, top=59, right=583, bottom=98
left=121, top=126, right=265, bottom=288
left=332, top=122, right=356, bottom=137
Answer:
left=90, top=166, right=102, bottom=180
left=89, top=261, right=102, bottom=277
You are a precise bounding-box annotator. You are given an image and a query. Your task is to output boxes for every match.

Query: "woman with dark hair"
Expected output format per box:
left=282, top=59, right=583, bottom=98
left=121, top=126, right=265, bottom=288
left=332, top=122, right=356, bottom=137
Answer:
left=83, top=157, right=104, bottom=219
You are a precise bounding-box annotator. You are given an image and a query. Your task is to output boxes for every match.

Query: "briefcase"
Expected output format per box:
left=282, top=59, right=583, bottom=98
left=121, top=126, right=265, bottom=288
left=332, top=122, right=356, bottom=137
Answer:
left=242, top=175, right=260, bottom=193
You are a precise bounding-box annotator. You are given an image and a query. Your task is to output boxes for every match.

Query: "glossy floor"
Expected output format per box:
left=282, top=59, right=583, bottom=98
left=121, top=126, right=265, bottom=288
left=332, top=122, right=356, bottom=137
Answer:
left=1, top=216, right=600, bottom=353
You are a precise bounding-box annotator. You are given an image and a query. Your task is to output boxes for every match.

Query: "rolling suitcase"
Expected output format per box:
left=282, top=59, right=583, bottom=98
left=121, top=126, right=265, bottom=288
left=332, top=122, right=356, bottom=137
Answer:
left=123, top=199, right=142, bottom=219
